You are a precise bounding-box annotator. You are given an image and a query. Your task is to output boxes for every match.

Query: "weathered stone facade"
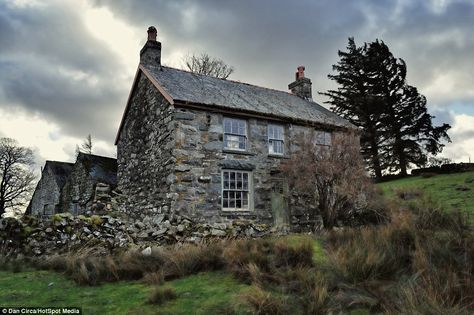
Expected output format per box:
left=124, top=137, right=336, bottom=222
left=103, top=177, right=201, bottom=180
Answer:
left=115, top=26, right=355, bottom=228
left=116, top=73, right=176, bottom=221
left=26, top=161, right=73, bottom=218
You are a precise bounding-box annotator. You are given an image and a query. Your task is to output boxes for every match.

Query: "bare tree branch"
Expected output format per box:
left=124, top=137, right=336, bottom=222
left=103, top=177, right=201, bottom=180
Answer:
left=182, top=52, right=234, bottom=79
left=0, top=138, right=36, bottom=217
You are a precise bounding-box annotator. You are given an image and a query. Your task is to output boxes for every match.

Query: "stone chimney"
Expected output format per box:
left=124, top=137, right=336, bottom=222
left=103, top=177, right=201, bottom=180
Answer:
left=288, top=66, right=312, bottom=101
left=140, top=26, right=161, bottom=66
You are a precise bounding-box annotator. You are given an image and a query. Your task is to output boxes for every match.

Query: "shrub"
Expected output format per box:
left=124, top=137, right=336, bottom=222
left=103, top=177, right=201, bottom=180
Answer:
left=223, top=239, right=274, bottom=282
left=147, top=286, right=177, bottom=305
left=161, top=242, right=224, bottom=279
left=301, top=271, right=330, bottom=315
left=142, top=271, right=164, bottom=285
left=280, top=132, right=370, bottom=229
left=273, top=238, right=313, bottom=268
left=327, top=224, right=414, bottom=283
left=241, top=285, right=288, bottom=315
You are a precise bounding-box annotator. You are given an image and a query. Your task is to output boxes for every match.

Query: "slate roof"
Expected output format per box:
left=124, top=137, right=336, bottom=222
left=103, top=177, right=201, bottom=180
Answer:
left=77, top=153, right=117, bottom=186
left=142, top=64, right=354, bottom=129
left=45, top=161, right=74, bottom=188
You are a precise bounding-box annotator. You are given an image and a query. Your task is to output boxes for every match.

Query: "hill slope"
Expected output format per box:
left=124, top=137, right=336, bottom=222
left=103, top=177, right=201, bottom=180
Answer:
left=377, top=171, right=474, bottom=215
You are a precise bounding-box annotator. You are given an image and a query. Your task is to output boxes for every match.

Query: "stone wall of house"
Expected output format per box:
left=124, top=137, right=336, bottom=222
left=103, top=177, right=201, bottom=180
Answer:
left=117, top=73, right=176, bottom=221
left=171, top=107, right=332, bottom=227
left=61, top=162, right=95, bottom=215
left=29, top=167, right=61, bottom=217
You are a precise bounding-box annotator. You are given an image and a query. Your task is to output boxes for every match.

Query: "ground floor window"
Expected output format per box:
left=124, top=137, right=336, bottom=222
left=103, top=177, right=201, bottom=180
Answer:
left=222, top=170, right=252, bottom=211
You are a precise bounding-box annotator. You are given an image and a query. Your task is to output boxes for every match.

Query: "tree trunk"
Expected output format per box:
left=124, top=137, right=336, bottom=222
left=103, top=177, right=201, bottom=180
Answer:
left=371, top=145, right=383, bottom=179
left=0, top=199, right=5, bottom=218
left=395, top=137, right=408, bottom=176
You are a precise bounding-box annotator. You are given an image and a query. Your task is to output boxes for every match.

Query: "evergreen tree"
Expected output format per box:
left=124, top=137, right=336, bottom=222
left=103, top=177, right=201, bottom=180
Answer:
left=321, top=38, right=388, bottom=178
left=322, top=38, right=451, bottom=177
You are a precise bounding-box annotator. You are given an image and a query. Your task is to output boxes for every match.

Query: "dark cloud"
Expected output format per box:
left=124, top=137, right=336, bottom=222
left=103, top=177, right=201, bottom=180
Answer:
left=0, top=1, right=126, bottom=142
left=88, top=0, right=474, bottom=108
left=0, top=0, right=473, bottom=161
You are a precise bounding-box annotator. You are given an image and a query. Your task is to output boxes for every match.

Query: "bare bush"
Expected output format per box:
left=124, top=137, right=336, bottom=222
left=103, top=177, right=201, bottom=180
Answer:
left=280, top=132, right=370, bottom=229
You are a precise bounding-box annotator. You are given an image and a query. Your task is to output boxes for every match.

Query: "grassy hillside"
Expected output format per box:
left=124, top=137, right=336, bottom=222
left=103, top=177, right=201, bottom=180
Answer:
left=378, top=171, right=474, bottom=216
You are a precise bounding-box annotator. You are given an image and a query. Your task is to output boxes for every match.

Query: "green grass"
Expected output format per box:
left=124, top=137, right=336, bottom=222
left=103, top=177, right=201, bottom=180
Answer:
left=280, top=234, right=327, bottom=264
left=378, top=171, right=474, bottom=216
left=0, top=270, right=251, bottom=315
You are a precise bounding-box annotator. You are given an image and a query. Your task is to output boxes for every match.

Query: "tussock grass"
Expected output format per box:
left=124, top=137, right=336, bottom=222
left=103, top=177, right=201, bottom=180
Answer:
left=147, top=286, right=177, bottom=305
left=326, top=198, right=474, bottom=313
left=241, top=285, right=289, bottom=315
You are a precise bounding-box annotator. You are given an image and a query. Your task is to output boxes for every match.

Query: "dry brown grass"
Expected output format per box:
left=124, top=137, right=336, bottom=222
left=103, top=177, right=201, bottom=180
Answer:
left=326, top=200, right=474, bottom=313
left=241, top=285, right=289, bottom=315
left=147, top=286, right=177, bottom=305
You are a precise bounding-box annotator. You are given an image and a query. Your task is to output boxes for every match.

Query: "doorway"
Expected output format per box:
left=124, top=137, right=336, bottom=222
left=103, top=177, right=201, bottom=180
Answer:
left=271, top=179, right=289, bottom=226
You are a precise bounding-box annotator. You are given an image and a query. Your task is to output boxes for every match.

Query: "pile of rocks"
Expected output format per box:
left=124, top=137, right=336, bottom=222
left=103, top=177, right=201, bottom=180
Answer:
left=0, top=213, right=279, bottom=258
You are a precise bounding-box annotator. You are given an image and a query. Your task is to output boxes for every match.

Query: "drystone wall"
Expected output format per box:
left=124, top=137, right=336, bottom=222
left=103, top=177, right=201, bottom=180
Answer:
left=0, top=213, right=275, bottom=258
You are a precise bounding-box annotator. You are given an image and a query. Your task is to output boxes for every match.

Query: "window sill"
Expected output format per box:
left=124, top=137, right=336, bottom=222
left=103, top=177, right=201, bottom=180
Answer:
left=223, top=149, right=256, bottom=156
left=220, top=210, right=255, bottom=215
left=268, top=154, right=290, bottom=159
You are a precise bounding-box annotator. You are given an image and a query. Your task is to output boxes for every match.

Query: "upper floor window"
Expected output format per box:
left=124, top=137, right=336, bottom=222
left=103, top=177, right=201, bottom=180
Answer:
left=315, top=131, right=332, bottom=147
left=268, top=124, right=284, bottom=155
left=224, top=118, right=247, bottom=151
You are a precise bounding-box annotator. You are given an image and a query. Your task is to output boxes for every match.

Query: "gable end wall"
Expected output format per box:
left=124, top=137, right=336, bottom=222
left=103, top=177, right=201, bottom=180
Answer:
left=117, top=73, right=176, bottom=220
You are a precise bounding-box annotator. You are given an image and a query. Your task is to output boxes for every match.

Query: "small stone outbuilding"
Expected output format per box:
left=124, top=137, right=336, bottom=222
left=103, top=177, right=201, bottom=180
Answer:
left=115, top=26, right=356, bottom=227
left=61, top=153, right=117, bottom=215
left=26, top=161, right=74, bottom=218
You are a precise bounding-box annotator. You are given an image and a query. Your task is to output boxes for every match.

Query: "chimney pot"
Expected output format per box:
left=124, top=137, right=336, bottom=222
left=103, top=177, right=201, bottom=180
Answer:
left=147, top=26, right=157, bottom=41
left=140, top=25, right=161, bottom=66
left=296, top=65, right=305, bottom=80
left=288, top=65, right=312, bottom=101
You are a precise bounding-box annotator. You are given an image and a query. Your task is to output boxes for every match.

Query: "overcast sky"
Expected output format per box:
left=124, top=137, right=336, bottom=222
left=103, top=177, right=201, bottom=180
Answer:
left=1, top=0, right=473, bottom=175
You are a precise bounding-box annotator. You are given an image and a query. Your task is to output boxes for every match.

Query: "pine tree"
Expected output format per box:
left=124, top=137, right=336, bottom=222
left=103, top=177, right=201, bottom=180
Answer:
left=321, top=38, right=387, bottom=179
left=322, top=38, right=451, bottom=177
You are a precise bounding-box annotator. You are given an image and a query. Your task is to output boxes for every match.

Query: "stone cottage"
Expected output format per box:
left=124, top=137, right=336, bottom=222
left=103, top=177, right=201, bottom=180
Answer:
left=116, top=26, right=355, bottom=226
left=26, top=161, right=74, bottom=218
left=61, top=153, right=117, bottom=215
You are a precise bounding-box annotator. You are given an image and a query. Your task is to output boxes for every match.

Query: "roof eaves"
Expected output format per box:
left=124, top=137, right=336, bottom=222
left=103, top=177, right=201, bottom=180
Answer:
left=173, top=99, right=355, bottom=131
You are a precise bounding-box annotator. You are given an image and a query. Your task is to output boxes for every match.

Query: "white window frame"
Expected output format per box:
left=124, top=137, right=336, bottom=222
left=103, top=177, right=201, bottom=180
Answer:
left=223, top=117, right=247, bottom=151
left=314, top=131, right=332, bottom=147
left=221, top=170, right=253, bottom=211
left=268, top=124, right=285, bottom=155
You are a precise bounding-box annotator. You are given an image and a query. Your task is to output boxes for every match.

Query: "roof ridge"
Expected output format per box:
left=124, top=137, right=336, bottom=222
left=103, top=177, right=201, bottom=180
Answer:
left=45, top=160, right=74, bottom=165
left=77, top=152, right=116, bottom=160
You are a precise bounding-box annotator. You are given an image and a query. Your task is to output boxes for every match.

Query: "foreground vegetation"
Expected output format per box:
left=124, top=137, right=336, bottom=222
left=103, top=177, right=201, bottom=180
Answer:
left=1, top=173, right=473, bottom=314
left=2, top=197, right=472, bottom=314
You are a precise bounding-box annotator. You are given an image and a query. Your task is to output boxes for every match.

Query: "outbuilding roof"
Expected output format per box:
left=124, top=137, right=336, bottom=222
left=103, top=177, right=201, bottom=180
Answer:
left=77, top=153, right=117, bottom=186
left=45, top=161, right=74, bottom=188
